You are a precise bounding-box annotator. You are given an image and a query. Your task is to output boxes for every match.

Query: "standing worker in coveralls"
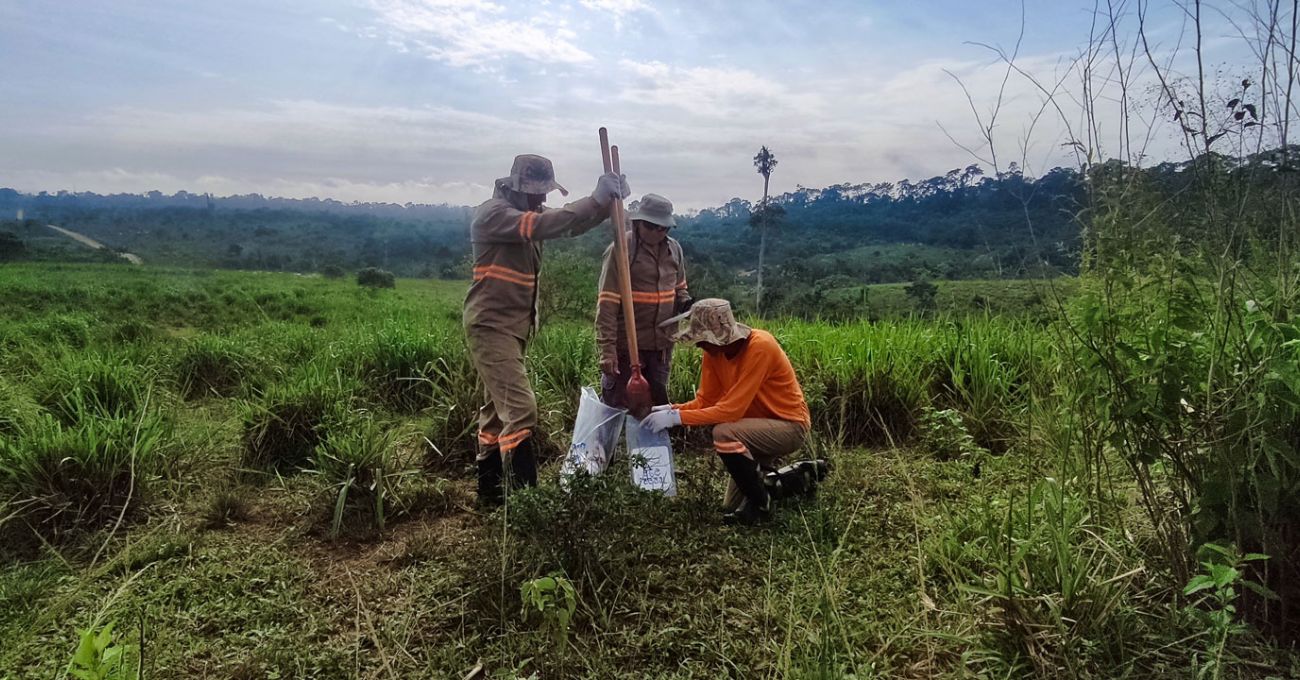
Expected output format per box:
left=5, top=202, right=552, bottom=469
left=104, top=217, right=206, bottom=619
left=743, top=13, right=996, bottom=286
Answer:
left=465, top=154, right=629, bottom=506
left=595, top=193, right=692, bottom=409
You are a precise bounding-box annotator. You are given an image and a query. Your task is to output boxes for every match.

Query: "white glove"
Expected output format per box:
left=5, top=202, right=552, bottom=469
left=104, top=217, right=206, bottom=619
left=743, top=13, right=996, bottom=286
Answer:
left=591, top=173, right=630, bottom=207
left=641, top=409, right=681, bottom=433
left=650, top=404, right=673, bottom=413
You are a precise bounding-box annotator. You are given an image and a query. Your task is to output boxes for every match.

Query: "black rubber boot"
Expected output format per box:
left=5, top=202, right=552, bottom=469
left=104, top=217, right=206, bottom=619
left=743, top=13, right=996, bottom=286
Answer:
left=720, top=454, right=771, bottom=526
left=507, top=437, right=538, bottom=491
left=476, top=451, right=503, bottom=508
left=764, top=459, right=831, bottom=500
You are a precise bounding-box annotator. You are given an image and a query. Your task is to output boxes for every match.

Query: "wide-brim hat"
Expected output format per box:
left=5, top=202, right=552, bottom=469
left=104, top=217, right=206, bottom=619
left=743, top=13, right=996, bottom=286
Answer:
left=496, top=154, right=568, bottom=196
left=658, top=298, right=751, bottom=345
left=626, top=192, right=676, bottom=228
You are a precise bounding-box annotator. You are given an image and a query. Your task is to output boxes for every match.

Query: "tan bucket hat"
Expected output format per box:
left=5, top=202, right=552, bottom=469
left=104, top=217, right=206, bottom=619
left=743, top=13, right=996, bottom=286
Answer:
left=626, top=193, right=676, bottom=228
left=659, top=298, right=751, bottom=345
left=496, top=154, right=569, bottom=196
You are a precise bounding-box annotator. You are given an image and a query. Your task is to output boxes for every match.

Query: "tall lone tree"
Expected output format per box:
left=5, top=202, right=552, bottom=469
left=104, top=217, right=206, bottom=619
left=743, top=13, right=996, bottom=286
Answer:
left=753, top=145, right=778, bottom=313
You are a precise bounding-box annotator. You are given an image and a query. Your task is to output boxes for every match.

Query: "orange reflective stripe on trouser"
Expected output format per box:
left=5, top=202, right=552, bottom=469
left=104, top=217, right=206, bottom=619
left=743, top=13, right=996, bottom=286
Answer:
left=473, top=264, right=536, bottom=288
left=714, top=440, right=749, bottom=455
left=468, top=327, right=537, bottom=461
left=497, top=428, right=532, bottom=453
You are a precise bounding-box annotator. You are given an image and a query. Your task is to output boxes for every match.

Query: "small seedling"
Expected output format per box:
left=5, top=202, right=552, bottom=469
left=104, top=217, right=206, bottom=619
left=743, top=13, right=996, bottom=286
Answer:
left=520, top=574, right=577, bottom=645
left=67, top=622, right=138, bottom=680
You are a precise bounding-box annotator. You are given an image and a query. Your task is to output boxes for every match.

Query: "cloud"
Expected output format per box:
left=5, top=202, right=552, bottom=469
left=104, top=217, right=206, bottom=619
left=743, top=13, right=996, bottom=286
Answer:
left=365, top=0, right=593, bottom=67
left=579, top=0, right=649, bottom=16
left=616, top=59, right=821, bottom=119
left=3, top=98, right=581, bottom=205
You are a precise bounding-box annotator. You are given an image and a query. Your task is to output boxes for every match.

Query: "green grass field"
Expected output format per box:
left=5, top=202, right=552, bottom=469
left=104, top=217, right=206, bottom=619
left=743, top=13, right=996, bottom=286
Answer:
left=0, top=263, right=1292, bottom=678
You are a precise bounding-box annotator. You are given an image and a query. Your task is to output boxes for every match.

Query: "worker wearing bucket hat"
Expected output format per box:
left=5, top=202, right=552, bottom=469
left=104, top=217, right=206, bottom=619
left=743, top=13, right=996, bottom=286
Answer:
left=595, top=193, right=692, bottom=409
left=465, top=154, right=629, bottom=507
left=641, top=299, right=823, bottom=525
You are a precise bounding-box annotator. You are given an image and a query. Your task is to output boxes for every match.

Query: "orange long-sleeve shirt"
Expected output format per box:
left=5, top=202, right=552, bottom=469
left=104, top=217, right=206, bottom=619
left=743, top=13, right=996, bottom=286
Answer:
left=674, top=329, right=811, bottom=428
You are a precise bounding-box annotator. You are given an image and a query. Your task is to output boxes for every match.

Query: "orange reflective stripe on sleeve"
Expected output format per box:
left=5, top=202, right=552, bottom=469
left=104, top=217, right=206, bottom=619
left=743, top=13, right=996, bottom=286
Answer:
left=473, top=264, right=536, bottom=288
left=479, top=431, right=500, bottom=445
left=598, top=291, right=622, bottom=305
left=628, top=289, right=678, bottom=304
left=676, top=278, right=688, bottom=290
left=517, top=211, right=538, bottom=240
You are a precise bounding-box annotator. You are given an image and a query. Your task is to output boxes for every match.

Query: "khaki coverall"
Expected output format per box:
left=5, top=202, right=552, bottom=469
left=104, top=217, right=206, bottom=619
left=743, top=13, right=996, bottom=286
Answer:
left=595, top=231, right=690, bottom=407
left=464, top=186, right=608, bottom=459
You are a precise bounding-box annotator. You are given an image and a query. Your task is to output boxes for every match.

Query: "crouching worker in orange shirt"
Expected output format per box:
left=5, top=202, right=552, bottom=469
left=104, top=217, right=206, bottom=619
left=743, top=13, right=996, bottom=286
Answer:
left=641, top=298, right=828, bottom=524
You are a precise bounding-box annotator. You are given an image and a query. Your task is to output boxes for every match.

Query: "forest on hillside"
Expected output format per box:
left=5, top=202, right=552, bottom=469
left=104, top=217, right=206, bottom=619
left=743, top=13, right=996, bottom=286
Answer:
left=1, top=163, right=1081, bottom=282
left=2, top=147, right=1293, bottom=320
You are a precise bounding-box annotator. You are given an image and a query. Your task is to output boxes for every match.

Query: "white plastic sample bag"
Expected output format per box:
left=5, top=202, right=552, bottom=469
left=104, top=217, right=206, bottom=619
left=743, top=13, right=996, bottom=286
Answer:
left=560, top=387, right=625, bottom=488
left=625, top=415, right=677, bottom=496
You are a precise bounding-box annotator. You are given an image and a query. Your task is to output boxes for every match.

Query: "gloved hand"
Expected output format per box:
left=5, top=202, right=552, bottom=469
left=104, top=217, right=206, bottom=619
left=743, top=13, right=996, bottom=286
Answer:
left=591, top=173, right=631, bottom=207
left=650, top=404, right=673, bottom=413
left=599, top=355, right=619, bottom=377
left=641, top=408, right=680, bottom=433
left=674, top=296, right=694, bottom=315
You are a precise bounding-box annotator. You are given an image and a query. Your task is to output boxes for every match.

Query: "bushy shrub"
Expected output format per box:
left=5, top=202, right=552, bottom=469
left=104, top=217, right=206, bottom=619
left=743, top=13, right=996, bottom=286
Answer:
left=916, top=406, right=983, bottom=461
left=356, top=267, right=396, bottom=289
left=506, top=471, right=692, bottom=585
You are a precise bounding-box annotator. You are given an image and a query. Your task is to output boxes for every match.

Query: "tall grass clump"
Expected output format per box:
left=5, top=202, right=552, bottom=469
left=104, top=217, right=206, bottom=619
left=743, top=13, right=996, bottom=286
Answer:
left=18, top=313, right=95, bottom=350
left=350, top=321, right=452, bottom=412
left=241, top=364, right=355, bottom=470
left=928, top=479, right=1160, bottom=676
left=528, top=324, right=599, bottom=458
left=312, top=413, right=404, bottom=537
left=768, top=319, right=1046, bottom=448
left=32, top=352, right=159, bottom=426
left=312, top=416, right=439, bottom=538
left=232, top=321, right=323, bottom=371
left=505, top=471, right=705, bottom=604
left=174, top=334, right=264, bottom=399
left=0, top=380, right=41, bottom=437
left=930, top=320, right=1045, bottom=452
left=0, top=408, right=169, bottom=538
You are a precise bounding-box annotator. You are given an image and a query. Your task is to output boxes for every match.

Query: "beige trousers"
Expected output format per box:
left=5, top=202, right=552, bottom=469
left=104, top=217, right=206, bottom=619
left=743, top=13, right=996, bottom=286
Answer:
left=466, top=327, right=536, bottom=459
left=712, top=418, right=809, bottom=510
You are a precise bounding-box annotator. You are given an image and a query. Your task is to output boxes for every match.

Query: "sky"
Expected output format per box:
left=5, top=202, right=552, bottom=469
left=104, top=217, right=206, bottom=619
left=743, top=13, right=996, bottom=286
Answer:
left=0, top=1, right=1256, bottom=210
